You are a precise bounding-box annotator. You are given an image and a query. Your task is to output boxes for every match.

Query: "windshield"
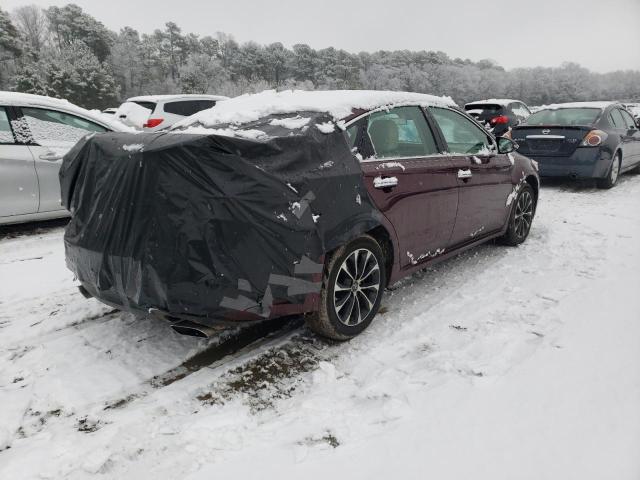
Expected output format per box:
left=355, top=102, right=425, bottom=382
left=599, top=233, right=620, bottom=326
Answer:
left=525, top=108, right=601, bottom=126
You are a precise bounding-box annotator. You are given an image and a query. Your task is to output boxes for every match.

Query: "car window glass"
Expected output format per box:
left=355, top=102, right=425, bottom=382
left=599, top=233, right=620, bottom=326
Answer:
left=21, top=108, right=107, bottom=148
left=429, top=107, right=493, bottom=154
left=609, top=109, right=626, bottom=129
left=366, top=106, right=438, bottom=159
left=526, top=108, right=600, bottom=126
left=0, top=107, right=15, bottom=143
left=164, top=100, right=216, bottom=116
left=619, top=109, right=636, bottom=129
left=132, top=101, right=157, bottom=112
left=345, top=122, right=359, bottom=149
left=512, top=103, right=530, bottom=118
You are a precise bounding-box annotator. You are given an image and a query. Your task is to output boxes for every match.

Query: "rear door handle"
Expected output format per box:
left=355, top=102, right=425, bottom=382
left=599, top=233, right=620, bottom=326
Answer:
left=457, top=168, right=472, bottom=179
left=373, top=176, right=398, bottom=189
left=39, top=151, right=63, bottom=162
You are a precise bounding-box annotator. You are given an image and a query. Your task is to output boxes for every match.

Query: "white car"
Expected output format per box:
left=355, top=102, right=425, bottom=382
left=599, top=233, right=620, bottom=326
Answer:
left=0, top=92, right=131, bottom=225
left=115, top=94, right=228, bottom=131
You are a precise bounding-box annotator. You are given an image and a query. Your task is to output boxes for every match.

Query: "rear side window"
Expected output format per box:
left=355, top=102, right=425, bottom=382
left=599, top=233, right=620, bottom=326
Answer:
left=21, top=107, right=107, bottom=147
left=132, top=101, right=157, bottom=112
left=526, top=108, right=601, bottom=126
left=429, top=107, right=493, bottom=154
left=0, top=107, right=15, bottom=144
left=511, top=103, right=531, bottom=118
left=366, top=106, right=439, bottom=159
left=163, top=100, right=217, bottom=117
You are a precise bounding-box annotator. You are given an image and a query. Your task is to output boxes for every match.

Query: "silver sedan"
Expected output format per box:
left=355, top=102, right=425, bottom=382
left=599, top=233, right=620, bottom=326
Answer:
left=1, top=92, right=128, bottom=225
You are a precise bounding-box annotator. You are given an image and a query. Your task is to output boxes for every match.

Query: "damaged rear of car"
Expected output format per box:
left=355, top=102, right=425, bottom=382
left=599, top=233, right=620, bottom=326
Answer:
left=60, top=107, right=384, bottom=338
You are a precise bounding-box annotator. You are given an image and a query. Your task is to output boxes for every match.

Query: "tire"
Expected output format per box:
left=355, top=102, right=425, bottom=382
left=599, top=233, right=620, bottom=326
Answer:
left=306, top=235, right=386, bottom=341
left=499, top=183, right=535, bottom=246
left=597, top=154, right=621, bottom=189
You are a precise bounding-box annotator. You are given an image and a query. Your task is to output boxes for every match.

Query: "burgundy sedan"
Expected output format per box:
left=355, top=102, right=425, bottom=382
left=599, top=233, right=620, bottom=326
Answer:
left=62, top=91, right=539, bottom=340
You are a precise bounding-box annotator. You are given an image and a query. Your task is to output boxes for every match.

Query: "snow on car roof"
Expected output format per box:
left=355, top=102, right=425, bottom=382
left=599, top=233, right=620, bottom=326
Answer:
left=177, top=89, right=457, bottom=130
left=537, top=101, right=616, bottom=110
left=465, top=99, right=520, bottom=107
left=126, top=94, right=229, bottom=102
left=0, top=91, right=132, bottom=132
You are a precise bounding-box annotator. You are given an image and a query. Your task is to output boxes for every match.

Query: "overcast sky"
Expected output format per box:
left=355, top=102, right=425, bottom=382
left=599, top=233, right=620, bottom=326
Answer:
left=4, top=0, right=640, bottom=72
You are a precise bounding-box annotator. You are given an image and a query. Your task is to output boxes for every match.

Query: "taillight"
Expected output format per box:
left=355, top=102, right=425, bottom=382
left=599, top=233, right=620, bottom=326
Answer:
left=490, top=115, right=509, bottom=125
left=580, top=130, right=608, bottom=147
left=144, top=118, right=164, bottom=128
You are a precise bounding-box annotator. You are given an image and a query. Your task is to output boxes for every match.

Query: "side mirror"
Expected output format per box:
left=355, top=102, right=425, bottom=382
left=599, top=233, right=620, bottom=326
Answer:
left=497, top=137, right=518, bottom=154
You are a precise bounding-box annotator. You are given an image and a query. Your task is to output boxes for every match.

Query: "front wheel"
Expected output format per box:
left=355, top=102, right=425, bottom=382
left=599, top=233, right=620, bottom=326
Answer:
left=306, top=235, right=386, bottom=341
left=500, top=183, right=535, bottom=246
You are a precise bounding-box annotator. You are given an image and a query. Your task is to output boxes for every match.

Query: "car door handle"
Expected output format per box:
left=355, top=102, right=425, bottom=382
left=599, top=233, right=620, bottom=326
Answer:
left=457, top=168, right=473, bottom=179
left=39, top=151, right=64, bottom=162
left=373, top=176, right=398, bottom=189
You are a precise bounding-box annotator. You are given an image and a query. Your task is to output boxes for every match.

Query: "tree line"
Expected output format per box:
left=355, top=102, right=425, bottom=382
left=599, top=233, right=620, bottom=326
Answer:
left=1, top=3, right=639, bottom=110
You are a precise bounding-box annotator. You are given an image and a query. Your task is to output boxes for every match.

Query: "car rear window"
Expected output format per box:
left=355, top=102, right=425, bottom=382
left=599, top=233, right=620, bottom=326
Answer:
left=163, top=100, right=217, bottom=117
left=525, top=108, right=601, bottom=126
left=132, top=101, right=157, bottom=112
left=464, top=104, right=502, bottom=113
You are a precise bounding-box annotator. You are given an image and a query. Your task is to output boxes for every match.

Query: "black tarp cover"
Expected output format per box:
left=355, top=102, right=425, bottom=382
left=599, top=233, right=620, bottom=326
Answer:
left=60, top=113, right=383, bottom=324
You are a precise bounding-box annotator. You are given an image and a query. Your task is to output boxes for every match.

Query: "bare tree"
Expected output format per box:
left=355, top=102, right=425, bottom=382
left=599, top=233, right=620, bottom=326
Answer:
left=12, top=5, right=49, bottom=54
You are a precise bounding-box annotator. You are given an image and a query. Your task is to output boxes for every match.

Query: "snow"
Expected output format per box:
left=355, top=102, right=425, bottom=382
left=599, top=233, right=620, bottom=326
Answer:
left=268, top=116, right=311, bottom=129
left=1, top=175, right=639, bottom=479
left=466, top=98, right=519, bottom=107
left=122, top=143, right=145, bottom=153
left=175, top=89, right=457, bottom=130
left=315, top=121, right=335, bottom=133
left=126, top=94, right=228, bottom=103
left=114, top=102, right=151, bottom=129
left=179, top=125, right=269, bottom=140
left=376, top=161, right=406, bottom=171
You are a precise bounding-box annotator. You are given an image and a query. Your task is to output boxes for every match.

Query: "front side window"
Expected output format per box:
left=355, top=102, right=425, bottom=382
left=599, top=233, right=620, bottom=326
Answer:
left=21, top=108, right=107, bottom=147
left=0, top=107, right=15, bottom=144
left=366, top=106, right=438, bottom=159
left=429, top=107, right=493, bottom=154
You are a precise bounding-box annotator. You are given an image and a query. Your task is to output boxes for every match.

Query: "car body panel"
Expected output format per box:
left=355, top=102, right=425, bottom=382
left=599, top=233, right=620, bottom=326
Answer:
left=0, top=144, right=39, bottom=217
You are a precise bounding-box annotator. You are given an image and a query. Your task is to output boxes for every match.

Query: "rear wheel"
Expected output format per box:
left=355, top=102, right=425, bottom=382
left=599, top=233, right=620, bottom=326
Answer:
left=597, top=154, right=621, bottom=189
left=500, top=183, right=535, bottom=246
left=306, top=235, right=386, bottom=341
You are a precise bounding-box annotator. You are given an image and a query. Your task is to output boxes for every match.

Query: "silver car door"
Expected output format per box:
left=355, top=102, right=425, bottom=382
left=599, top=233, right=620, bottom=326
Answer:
left=21, top=107, right=107, bottom=213
left=0, top=106, right=39, bottom=218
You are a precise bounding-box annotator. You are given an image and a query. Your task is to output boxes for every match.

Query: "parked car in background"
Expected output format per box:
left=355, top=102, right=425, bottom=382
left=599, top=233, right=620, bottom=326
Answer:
left=115, top=94, right=228, bottom=131
left=510, top=101, right=640, bottom=188
left=624, top=103, right=640, bottom=121
left=62, top=90, right=539, bottom=341
left=0, top=92, right=130, bottom=225
left=464, top=99, right=531, bottom=137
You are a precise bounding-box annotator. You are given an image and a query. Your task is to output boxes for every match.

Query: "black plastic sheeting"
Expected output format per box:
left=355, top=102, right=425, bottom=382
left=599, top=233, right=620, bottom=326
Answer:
left=60, top=113, right=383, bottom=325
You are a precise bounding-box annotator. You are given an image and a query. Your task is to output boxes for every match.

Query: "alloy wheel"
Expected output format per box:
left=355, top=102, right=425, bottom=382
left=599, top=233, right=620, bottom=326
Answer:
left=514, top=190, right=534, bottom=239
left=333, top=248, right=381, bottom=326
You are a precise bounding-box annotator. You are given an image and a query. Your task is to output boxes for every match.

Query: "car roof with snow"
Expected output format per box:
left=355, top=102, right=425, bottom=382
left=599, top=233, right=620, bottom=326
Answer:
left=126, top=94, right=229, bottom=103
left=465, top=99, right=521, bottom=107
left=0, top=91, right=132, bottom=132
left=536, top=101, right=618, bottom=110
left=175, top=89, right=457, bottom=131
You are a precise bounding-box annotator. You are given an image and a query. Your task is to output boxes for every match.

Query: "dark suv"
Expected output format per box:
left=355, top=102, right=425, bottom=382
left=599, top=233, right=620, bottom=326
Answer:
left=61, top=91, right=539, bottom=341
left=464, top=99, right=531, bottom=137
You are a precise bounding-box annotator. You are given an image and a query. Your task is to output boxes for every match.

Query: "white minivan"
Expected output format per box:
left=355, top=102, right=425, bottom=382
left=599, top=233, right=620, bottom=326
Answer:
left=115, top=94, right=228, bottom=131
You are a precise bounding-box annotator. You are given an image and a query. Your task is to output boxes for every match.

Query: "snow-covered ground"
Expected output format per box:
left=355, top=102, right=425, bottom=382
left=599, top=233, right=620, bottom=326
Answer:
left=1, top=174, right=639, bottom=480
